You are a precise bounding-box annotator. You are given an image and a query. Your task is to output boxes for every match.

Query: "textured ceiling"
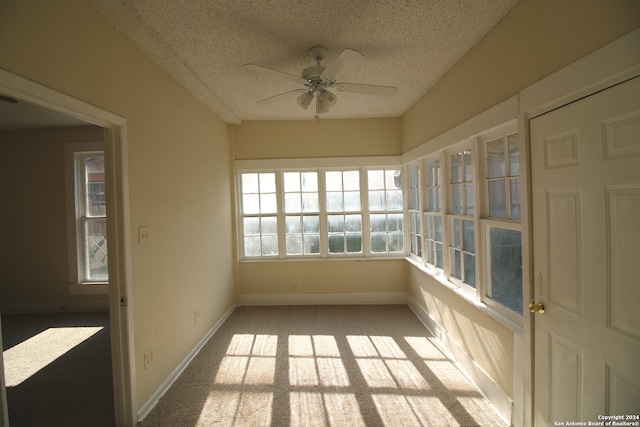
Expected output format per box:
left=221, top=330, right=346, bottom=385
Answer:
left=87, top=0, right=519, bottom=124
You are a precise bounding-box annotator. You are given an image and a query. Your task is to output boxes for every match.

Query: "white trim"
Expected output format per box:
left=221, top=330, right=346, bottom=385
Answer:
left=239, top=291, right=408, bottom=306
left=236, top=155, right=402, bottom=170
left=402, top=96, right=518, bottom=163
left=406, top=295, right=512, bottom=425
left=0, top=300, right=109, bottom=313
left=0, top=69, right=136, bottom=427
left=137, top=305, right=237, bottom=422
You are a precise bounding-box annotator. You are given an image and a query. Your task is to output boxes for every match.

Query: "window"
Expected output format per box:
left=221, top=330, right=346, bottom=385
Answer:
left=367, top=169, right=404, bottom=254
left=66, top=145, right=108, bottom=287
left=284, top=172, right=320, bottom=255
left=447, top=150, right=475, bottom=288
left=241, top=172, right=278, bottom=257
left=407, top=164, right=422, bottom=259
left=424, top=159, right=443, bottom=269
left=483, top=133, right=523, bottom=318
left=237, top=166, right=405, bottom=260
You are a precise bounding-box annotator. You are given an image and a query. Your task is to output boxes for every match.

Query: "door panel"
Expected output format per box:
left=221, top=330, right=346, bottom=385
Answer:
left=531, top=76, right=640, bottom=425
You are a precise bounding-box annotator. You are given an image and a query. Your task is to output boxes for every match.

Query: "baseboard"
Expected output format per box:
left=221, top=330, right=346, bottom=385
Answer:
left=0, top=300, right=109, bottom=313
left=239, top=291, right=409, bottom=306
left=406, top=296, right=513, bottom=425
left=136, top=304, right=237, bottom=422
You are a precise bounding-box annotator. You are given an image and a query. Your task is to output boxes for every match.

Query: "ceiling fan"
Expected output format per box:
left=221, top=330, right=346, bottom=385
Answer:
left=244, top=46, right=397, bottom=119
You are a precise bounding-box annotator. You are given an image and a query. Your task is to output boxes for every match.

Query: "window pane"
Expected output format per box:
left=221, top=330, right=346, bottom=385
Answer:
left=386, top=170, right=402, bottom=189
left=510, top=178, right=521, bottom=221
left=285, top=193, right=301, bottom=213
left=368, top=170, right=385, bottom=190
left=261, top=217, right=278, bottom=234
left=464, top=253, right=476, bottom=288
left=326, top=192, right=343, bottom=211
left=435, top=242, right=443, bottom=269
left=345, top=214, right=362, bottom=232
left=260, top=193, right=277, bottom=214
left=508, top=134, right=519, bottom=177
left=284, top=172, right=301, bottom=192
left=464, top=183, right=474, bottom=215
left=388, top=213, right=403, bottom=232
left=488, top=180, right=507, bottom=218
left=386, top=190, right=403, bottom=210
left=244, top=217, right=260, bottom=235
left=242, top=173, right=259, bottom=193
left=286, top=234, right=303, bottom=255
left=343, top=171, right=360, bottom=191
left=463, top=220, right=474, bottom=254
left=346, top=234, right=362, bottom=253
left=434, top=216, right=442, bottom=242
left=371, top=233, right=386, bottom=253
left=244, top=236, right=261, bottom=256
left=302, top=172, right=318, bottom=191
left=286, top=216, right=301, bottom=233
left=326, top=171, right=342, bottom=191
left=451, top=219, right=461, bottom=248
left=303, top=215, right=319, bottom=233
left=242, top=194, right=260, bottom=215
left=328, top=215, right=344, bottom=232
left=451, top=249, right=461, bottom=279
left=259, top=173, right=276, bottom=193
left=85, top=156, right=105, bottom=217
left=261, top=235, right=278, bottom=256
left=304, top=235, right=320, bottom=254
left=489, top=228, right=523, bottom=314
left=85, top=218, right=108, bottom=281
left=329, top=235, right=344, bottom=253
left=344, top=191, right=361, bottom=211
left=464, top=150, right=473, bottom=182
left=369, top=190, right=385, bottom=210
left=487, top=139, right=505, bottom=179
left=389, top=233, right=403, bottom=252
left=426, top=215, right=433, bottom=238
left=450, top=154, right=462, bottom=183
left=452, top=185, right=463, bottom=214
left=370, top=214, right=386, bottom=232
left=302, top=193, right=319, bottom=212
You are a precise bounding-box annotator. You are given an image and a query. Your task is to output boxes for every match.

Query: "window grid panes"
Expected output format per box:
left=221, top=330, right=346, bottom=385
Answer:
left=408, top=165, right=422, bottom=258
left=449, top=218, right=476, bottom=288
left=450, top=150, right=474, bottom=216
left=77, top=153, right=108, bottom=282
left=368, top=169, right=404, bottom=254
left=241, top=172, right=279, bottom=257
left=284, top=172, right=320, bottom=255
left=327, top=170, right=362, bottom=254
left=425, top=159, right=443, bottom=268
left=488, top=227, right=523, bottom=315
left=486, top=134, right=520, bottom=220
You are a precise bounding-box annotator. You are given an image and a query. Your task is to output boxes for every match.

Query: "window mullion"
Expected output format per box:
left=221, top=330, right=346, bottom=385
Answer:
left=275, top=171, right=286, bottom=259
left=471, top=138, right=482, bottom=303
left=441, top=151, right=452, bottom=279
left=318, top=169, right=328, bottom=258
left=361, top=168, right=371, bottom=257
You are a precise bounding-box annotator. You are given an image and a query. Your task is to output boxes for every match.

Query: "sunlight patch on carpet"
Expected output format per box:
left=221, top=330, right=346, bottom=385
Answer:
left=3, top=326, right=103, bottom=386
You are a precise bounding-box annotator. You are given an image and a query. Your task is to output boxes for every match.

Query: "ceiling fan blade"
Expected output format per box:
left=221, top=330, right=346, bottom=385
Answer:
left=256, top=89, right=308, bottom=105
left=244, top=64, right=303, bottom=82
left=322, top=49, right=363, bottom=78
left=336, top=83, right=397, bottom=97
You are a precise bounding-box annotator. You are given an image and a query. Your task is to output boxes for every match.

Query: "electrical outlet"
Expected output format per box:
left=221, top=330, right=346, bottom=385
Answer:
left=144, top=351, right=154, bottom=369
left=138, top=226, right=150, bottom=244
left=193, top=309, right=200, bottom=323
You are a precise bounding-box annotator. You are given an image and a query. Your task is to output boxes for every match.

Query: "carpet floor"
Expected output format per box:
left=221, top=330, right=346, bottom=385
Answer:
left=139, top=305, right=508, bottom=426
left=1, top=312, right=114, bottom=427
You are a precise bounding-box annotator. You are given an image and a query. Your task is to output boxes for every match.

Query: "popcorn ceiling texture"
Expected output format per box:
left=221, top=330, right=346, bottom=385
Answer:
left=88, top=0, right=519, bottom=123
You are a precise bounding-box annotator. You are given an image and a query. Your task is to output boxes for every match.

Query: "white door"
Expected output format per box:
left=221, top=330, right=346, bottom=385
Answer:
left=531, top=76, right=640, bottom=425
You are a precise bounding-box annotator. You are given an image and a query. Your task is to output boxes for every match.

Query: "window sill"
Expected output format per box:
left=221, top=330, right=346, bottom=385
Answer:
left=68, top=283, right=109, bottom=296
left=239, top=255, right=407, bottom=263
left=404, top=256, right=524, bottom=335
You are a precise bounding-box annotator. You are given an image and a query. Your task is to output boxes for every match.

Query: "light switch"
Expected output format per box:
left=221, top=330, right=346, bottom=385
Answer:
left=138, top=226, right=150, bottom=244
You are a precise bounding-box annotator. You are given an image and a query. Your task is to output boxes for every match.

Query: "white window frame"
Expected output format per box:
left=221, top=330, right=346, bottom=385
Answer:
left=65, top=142, right=108, bottom=295
left=235, top=157, right=404, bottom=261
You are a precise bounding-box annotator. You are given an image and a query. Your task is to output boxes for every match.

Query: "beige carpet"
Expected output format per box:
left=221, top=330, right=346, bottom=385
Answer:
left=139, top=305, right=507, bottom=426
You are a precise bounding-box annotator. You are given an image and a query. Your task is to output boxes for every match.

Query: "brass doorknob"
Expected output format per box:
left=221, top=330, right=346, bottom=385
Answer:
left=529, top=302, right=545, bottom=314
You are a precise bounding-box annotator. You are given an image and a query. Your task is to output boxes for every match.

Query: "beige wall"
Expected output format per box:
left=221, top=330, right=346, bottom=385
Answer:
left=233, top=117, right=401, bottom=160
left=402, top=0, right=640, bottom=152
left=0, top=0, right=235, bottom=411
left=0, top=126, right=105, bottom=308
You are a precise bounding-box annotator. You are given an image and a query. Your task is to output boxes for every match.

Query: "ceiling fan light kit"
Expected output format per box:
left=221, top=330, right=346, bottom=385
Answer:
left=245, top=46, right=397, bottom=120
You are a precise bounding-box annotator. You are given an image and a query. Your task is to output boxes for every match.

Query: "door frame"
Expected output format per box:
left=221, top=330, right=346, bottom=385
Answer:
left=0, top=69, right=137, bottom=426
left=517, top=28, right=640, bottom=426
